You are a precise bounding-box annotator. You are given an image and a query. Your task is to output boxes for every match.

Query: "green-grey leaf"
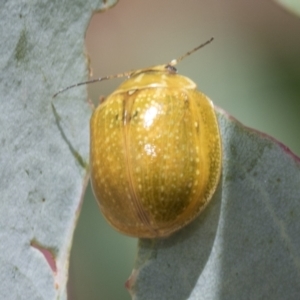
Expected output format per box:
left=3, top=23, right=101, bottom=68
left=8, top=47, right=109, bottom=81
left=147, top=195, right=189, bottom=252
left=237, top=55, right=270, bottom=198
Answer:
left=274, top=0, right=300, bottom=17
left=128, top=109, right=300, bottom=300
left=0, top=0, right=117, bottom=299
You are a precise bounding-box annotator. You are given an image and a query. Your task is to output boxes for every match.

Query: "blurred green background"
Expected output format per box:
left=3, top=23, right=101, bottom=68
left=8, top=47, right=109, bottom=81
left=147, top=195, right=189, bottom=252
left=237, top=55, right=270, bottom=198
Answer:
left=69, top=0, right=300, bottom=299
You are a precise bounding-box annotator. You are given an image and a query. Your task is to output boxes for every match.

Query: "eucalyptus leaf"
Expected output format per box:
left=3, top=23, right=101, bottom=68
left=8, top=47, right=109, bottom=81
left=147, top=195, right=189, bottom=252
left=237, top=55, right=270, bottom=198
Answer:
left=274, top=0, right=300, bottom=17
left=128, top=109, right=300, bottom=300
left=0, top=0, right=117, bottom=299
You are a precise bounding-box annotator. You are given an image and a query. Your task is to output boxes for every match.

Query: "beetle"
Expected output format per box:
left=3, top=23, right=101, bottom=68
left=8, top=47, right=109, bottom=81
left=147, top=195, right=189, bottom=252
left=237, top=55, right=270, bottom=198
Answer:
left=54, top=38, right=222, bottom=238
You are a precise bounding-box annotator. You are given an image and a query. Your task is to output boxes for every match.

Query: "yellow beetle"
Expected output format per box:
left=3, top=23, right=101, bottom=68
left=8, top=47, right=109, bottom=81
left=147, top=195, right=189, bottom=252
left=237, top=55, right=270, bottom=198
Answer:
left=55, top=38, right=222, bottom=238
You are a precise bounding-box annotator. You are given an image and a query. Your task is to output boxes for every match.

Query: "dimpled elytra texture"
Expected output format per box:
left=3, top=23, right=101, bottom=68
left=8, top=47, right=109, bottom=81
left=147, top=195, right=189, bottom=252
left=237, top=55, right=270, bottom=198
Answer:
left=90, top=68, right=222, bottom=238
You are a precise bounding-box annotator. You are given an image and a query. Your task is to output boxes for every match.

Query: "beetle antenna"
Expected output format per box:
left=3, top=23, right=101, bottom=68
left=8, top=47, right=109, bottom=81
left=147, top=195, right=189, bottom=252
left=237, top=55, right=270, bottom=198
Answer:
left=52, top=71, right=131, bottom=98
left=169, top=37, right=214, bottom=66
left=53, top=37, right=214, bottom=98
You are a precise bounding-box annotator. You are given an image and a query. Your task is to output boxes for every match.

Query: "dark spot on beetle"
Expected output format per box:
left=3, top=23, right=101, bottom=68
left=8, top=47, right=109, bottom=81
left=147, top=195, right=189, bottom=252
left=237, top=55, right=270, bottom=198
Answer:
left=276, top=178, right=281, bottom=183
left=19, top=14, right=22, bottom=18
left=115, top=114, right=119, bottom=121
left=42, top=198, right=46, bottom=202
left=132, top=110, right=139, bottom=119
left=184, top=97, right=189, bottom=107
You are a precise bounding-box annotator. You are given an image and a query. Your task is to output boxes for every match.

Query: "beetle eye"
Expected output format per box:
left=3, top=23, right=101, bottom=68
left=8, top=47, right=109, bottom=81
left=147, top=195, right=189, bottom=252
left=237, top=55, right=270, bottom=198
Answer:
left=165, top=64, right=177, bottom=74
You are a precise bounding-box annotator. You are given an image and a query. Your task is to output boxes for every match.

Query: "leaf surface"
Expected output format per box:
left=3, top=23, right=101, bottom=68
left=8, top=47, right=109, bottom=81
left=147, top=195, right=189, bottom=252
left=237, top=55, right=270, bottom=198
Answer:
left=0, top=0, right=117, bottom=299
left=128, top=109, right=300, bottom=300
left=274, top=0, right=300, bottom=17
